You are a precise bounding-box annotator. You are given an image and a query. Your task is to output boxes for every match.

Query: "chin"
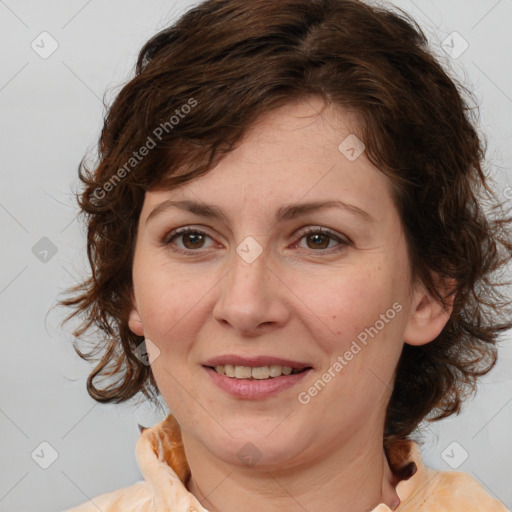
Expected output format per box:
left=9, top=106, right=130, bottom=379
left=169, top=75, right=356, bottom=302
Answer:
left=214, top=439, right=302, bottom=471
left=203, top=416, right=311, bottom=469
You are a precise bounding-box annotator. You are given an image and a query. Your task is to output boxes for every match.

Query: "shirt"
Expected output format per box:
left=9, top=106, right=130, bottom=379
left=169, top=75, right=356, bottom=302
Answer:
left=64, top=413, right=510, bottom=512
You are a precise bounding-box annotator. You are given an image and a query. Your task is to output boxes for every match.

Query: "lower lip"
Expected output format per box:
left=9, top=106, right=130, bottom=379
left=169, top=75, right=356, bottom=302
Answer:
left=204, top=366, right=312, bottom=399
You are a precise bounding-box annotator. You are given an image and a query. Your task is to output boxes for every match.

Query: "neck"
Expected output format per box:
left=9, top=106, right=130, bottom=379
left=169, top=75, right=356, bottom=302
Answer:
left=183, top=427, right=401, bottom=512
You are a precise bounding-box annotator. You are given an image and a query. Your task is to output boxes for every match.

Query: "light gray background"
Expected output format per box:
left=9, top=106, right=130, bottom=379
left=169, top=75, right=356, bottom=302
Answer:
left=0, top=1, right=511, bottom=511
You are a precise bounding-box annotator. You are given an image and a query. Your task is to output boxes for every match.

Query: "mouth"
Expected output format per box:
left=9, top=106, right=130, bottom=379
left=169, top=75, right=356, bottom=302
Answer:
left=202, top=358, right=313, bottom=401
left=206, top=364, right=312, bottom=380
left=202, top=355, right=313, bottom=380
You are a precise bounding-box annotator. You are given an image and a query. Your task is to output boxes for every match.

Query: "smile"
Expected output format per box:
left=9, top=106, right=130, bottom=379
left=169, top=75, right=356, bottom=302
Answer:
left=210, top=364, right=307, bottom=380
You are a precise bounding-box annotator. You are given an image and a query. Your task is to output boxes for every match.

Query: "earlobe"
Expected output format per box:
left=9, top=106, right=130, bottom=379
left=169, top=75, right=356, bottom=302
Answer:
left=403, top=278, right=456, bottom=346
left=128, top=293, right=145, bottom=337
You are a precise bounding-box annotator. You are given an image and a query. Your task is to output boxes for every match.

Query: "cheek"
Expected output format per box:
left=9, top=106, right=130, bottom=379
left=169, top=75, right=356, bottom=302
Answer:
left=132, top=257, right=208, bottom=343
left=296, top=263, right=401, bottom=349
left=299, top=270, right=406, bottom=412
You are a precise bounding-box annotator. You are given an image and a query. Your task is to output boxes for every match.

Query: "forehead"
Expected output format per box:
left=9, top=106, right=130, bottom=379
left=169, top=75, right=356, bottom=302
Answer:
left=142, top=98, right=396, bottom=225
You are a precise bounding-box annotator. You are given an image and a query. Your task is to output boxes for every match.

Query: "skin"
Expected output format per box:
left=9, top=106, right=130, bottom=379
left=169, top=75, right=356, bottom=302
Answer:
left=128, top=96, right=452, bottom=512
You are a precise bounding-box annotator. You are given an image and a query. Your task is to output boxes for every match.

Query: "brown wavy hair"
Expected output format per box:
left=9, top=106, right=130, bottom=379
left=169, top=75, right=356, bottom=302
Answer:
left=59, top=0, right=512, bottom=446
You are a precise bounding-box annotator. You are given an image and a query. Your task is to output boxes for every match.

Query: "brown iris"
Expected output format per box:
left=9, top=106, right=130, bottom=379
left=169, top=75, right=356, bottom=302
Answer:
left=305, top=233, right=330, bottom=250
left=182, top=232, right=206, bottom=250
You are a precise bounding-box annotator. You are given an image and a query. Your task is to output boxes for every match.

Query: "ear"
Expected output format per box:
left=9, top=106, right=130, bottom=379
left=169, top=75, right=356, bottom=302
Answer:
left=128, top=291, right=145, bottom=337
left=403, top=276, right=456, bottom=346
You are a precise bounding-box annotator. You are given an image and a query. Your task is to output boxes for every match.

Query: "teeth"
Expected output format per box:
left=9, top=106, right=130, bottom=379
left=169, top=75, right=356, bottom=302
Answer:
left=214, top=364, right=301, bottom=379
left=252, top=366, right=270, bottom=379
left=235, top=365, right=252, bottom=379
left=269, top=365, right=283, bottom=377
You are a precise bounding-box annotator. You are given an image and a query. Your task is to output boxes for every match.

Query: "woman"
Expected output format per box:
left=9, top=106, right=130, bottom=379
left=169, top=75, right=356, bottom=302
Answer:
left=61, top=0, right=512, bottom=510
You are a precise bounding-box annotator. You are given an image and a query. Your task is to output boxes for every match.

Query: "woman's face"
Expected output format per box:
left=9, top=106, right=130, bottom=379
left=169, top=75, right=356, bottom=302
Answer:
left=128, top=97, right=443, bottom=469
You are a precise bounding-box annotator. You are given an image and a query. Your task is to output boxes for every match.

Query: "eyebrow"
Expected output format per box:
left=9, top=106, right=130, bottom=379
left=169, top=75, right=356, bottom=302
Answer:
left=145, top=199, right=375, bottom=225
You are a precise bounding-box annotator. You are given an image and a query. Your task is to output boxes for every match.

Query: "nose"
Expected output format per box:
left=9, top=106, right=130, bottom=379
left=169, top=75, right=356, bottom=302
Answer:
left=212, top=249, right=290, bottom=337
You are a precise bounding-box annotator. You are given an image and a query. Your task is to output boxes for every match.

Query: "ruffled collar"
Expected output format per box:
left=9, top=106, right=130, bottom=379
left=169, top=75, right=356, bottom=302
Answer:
left=135, top=414, right=430, bottom=512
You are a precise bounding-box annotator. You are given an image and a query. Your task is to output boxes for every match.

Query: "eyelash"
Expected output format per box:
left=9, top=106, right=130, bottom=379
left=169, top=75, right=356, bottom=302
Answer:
left=163, top=226, right=349, bottom=255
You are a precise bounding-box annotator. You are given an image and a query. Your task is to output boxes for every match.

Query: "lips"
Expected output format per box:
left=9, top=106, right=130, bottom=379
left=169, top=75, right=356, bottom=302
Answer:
left=204, top=364, right=313, bottom=399
left=202, top=355, right=312, bottom=370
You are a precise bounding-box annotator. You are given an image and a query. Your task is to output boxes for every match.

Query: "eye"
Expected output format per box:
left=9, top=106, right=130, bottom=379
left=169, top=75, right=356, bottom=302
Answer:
left=294, top=227, right=349, bottom=252
left=164, top=227, right=216, bottom=252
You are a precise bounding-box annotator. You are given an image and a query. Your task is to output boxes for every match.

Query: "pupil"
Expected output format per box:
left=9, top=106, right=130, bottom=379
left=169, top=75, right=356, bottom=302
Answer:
left=185, top=233, right=203, bottom=248
left=309, top=234, right=328, bottom=249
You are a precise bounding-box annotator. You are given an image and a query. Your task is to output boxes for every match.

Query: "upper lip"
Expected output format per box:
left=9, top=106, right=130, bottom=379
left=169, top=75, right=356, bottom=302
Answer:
left=202, top=355, right=313, bottom=370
